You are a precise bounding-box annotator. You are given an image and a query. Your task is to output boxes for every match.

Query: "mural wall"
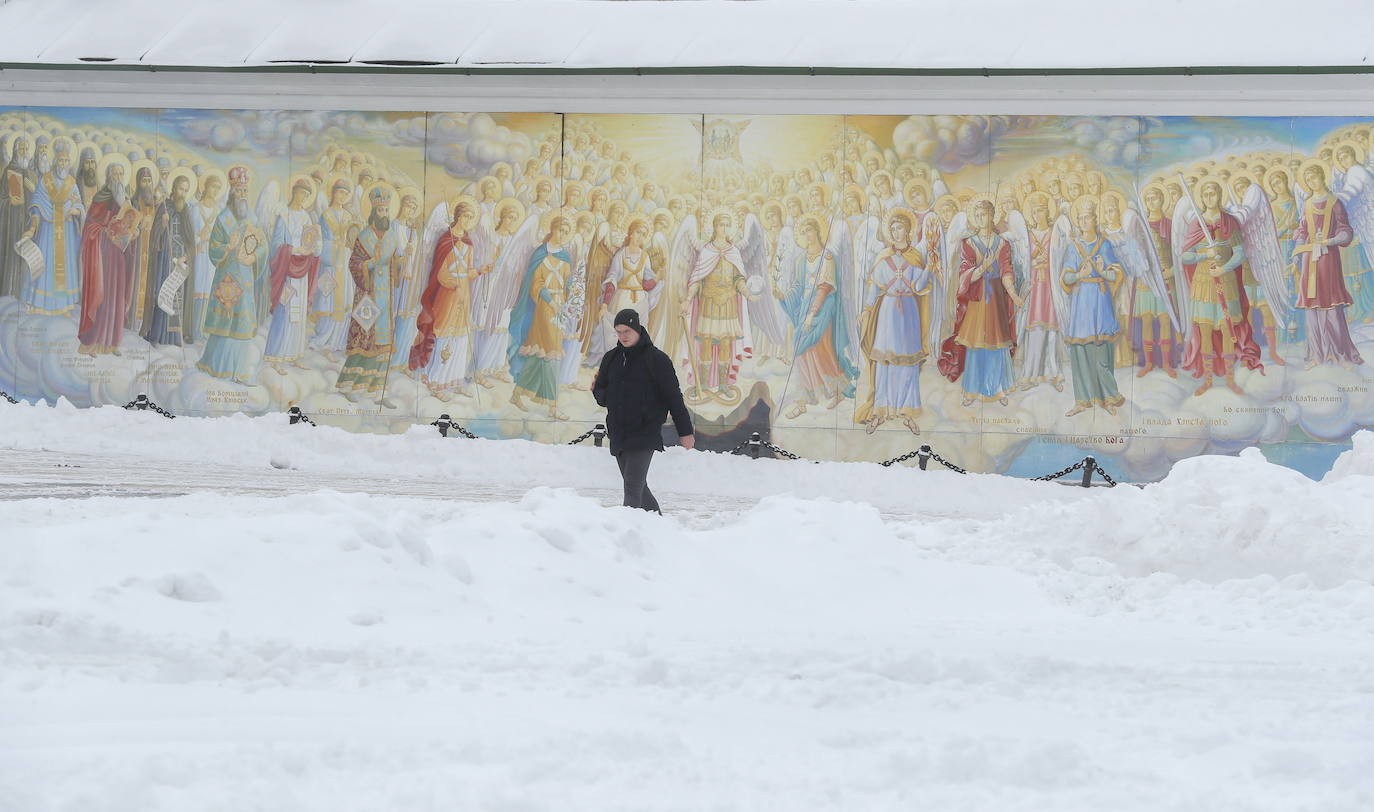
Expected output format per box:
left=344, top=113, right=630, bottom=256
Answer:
left=3, top=107, right=1374, bottom=480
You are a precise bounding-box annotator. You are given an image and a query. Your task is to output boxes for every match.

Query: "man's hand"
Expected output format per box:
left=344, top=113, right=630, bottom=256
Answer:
left=679, top=434, right=696, bottom=450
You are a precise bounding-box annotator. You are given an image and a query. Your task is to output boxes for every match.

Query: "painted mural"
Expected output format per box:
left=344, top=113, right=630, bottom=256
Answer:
left=3, top=107, right=1374, bottom=480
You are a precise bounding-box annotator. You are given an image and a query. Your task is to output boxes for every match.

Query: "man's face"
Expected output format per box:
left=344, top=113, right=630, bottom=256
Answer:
left=172, top=176, right=190, bottom=202
left=81, top=157, right=96, bottom=176
left=1077, top=209, right=1097, bottom=234
left=554, top=221, right=572, bottom=243
left=808, top=188, right=824, bottom=210
left=54, top=155, right=70, bottom=176
left=1303, top=167, right=1324, bottom=193
left=291, top=186, right=309, bottom=207
left=1032, top=199, right=1051, bottom=225
left=136, top=169, right=153, bottom=195
left=615, top=324, right=639, bottom=347
left=1144, top=189, right=1163, bottom=213
left=971, top=203, right=991, bottom=231
left=887, top=216, right=909, bottom=244
left=1200, top=183, right=1221, bottom=209
left=400, top=199, right=418, bottom=221
left=713, top=214, right=733, bottom=240
left=205, top=178, right=223, bottom=200
left=764, top=209, right=781, bottom=230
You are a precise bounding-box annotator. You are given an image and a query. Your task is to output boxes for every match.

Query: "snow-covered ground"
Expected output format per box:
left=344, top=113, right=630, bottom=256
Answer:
left=2, top=402, right=1373, bottom=811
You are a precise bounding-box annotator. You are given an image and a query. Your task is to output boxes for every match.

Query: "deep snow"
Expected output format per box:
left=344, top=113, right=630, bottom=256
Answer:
left=1, top=402, right=1372, bottom=810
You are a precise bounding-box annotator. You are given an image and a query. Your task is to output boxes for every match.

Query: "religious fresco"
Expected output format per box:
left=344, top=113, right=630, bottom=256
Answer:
left=4, top=107, right=1374, bottom=481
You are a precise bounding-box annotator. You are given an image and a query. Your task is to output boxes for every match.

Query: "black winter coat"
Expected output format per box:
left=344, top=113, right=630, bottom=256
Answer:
left=592, top=328, right=693, bottom=456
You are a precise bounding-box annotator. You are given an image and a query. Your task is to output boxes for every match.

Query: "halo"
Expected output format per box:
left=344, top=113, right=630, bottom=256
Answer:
left=1068, top=194, right=1100, bottom=219
left=883, top=206, right=918, bottom=242
left=1298, top=159, right=1330, bottom=191
left=396, top=185, right=422, bottom=212
left=842, top=182, right=867, bottom=211
left=130, top=158, right=158, bottom=190
left=562, top=179, right=586, bottom=202
left=493, top=196, right=525, bottom=228
left=51, top=135, right=76, bottom=160
left=447, top=193, right=479, bottom=224
left=95, top=152, right=132, bottom=186
left=705, top=205, right=737, bottom=237
left=322, top=172, right=352, bottom=203
left=198, top=168, right=227, bottom=200
left=167, top=166, right=197, bottom=197
left=364, top=180, right=400, bottom=220
left=797, top=212, right=830, bottom=246
left=806, top=182, right=829, bottom=209
left=1139, top=183, right=1167, bottom=207
left=286, top=173, right=318, bottom=209
left=1337, top=140, right=1366, bottom=166
left=903, top=178, right=933, bottom=207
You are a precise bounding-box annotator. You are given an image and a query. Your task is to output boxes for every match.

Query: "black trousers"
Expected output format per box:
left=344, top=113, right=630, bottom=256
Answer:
left=615, top=449, right=660, bottom=513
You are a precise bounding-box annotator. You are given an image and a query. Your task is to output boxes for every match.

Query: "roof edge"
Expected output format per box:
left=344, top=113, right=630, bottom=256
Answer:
left=5, top=62, right=1374, bottom=77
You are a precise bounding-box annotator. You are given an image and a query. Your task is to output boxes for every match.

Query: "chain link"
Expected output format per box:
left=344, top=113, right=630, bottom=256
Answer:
left=123, top=396, right=175, bottom=419
left=880, top=449, right=923, bottom=467
left=1031, top=459, right=1085, bottom=482
left=762, top=441, right=801, bottom=460
left=567, top=427, right=597, bottom=445
left=925, top=448, right=967, bottom=474
left=0, top=389, right=17, bottom=404
left=431, top=417, right=478, bottom=439
left=1092, top=461, right=1118, bottom=487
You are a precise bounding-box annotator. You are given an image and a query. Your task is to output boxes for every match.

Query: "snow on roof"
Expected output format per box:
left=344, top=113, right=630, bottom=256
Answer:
left=2, top=0, right=1371, bottom=72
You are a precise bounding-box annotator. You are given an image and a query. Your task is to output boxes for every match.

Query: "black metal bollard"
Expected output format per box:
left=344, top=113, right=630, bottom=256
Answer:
left=288, top=406, right=304, bottom=425
left=435, top=414, right=452, bottom=438
left=1081, top=456, right=1096, bottom=488
left=916, top=444, right=932, bottom=471
left=130, top=393, right=151, bottom=411
left=747, top=431, right=762, bottom=459
left=592, top=423, right=606, bottom=448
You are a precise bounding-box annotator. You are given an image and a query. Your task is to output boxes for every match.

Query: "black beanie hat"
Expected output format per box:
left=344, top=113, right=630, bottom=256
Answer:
left=613, top=308, right=641, bottom=329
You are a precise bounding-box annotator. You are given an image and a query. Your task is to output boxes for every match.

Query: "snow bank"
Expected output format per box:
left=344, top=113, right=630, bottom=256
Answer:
left=0, top=399, right=1086, bottom=519
left=4, top=401, right=1374, bottom=809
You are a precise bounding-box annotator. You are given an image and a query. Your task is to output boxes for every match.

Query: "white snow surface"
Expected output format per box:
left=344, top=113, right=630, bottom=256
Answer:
left=2, top=402, right=1374, bottom=810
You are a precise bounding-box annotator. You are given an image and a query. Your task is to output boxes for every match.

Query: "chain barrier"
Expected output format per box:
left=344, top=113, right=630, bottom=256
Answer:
left=287, top=406, right=316, bottom=427
left=567, top=423, right=607, bottom=447
left=431, top=413, right=478, bottom=439
left=0, top=389, right=17, bottom=404
left=1032, top=459, right=1087, bottom=482
left=1091, top=460, right=1118, bottom=487
left=726, top=431, right=803, bottom=461
left=122, top=393, right=175, bottom=419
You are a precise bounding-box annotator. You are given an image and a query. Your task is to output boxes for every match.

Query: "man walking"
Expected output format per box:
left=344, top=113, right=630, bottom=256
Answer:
left=593, top=308, right=695, bottom=512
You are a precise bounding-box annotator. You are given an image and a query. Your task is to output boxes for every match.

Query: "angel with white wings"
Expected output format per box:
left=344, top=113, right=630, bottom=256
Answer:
left=470, top=197, right=540, bottom=387
left=780, top=213, right=860, bottom=418
left=755, top=202, right=795, bottom=365
left=1292, top=160, right=1365, bottom=368
left=600, top=217, right=662, bottom=325
left=384, top=189, right=424, bottom=377
left=675, top=210, right=781, bottom=405
left=1170, top=177, right=1273, bottom=396
left=1122, top=183, right=1183, bottom=378
left=1223, top=174, right=1292, bottom=367
left=1330, top=144, right=1374, bottom=326
left=1011, top=191, right=1066, bottom=392
left=257, top=176, right=322, bottom=375
left=841, top=183, right=883, bottom=363
left=936, top=198, right=1022, bottom=407
left=1050, top=197, right=1127, bottom=417
left=408, top=197, right=493, bottom=401
left=853, top=208, right=936, bottom=434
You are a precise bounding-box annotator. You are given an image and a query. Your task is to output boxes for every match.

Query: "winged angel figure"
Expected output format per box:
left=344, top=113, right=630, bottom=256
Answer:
left=670, top=209, right=785, bottom=406
left=1170, top=176, right=1281, bottom=396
